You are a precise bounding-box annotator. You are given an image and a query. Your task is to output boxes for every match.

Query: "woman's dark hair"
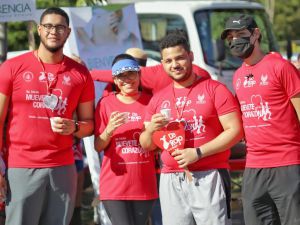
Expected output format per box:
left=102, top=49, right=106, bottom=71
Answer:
left=40, top=7, right=70, bottom=26
left=111, top=53, right=136, bottom=66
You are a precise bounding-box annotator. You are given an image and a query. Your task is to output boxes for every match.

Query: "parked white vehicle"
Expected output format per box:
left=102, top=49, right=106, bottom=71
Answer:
left=135, top=0, right=278, bottom=91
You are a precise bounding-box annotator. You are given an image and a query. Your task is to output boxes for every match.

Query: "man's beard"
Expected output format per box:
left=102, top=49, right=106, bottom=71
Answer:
left=46, top=45, right=63, bottom=53
left=172, top=73, right=190, bottom=82
left=170, top=68, right=193, bottom=83
left=41, top=38, right=66, bottom=53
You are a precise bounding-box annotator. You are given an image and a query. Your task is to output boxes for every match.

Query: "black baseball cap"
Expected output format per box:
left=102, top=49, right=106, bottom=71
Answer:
left=221, top=14, right=258, bottom=40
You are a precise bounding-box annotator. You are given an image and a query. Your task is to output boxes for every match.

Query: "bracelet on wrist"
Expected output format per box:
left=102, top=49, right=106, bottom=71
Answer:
left=196, top=147, right=202, bottom=159
left=105, top=128, right=113, bottom=138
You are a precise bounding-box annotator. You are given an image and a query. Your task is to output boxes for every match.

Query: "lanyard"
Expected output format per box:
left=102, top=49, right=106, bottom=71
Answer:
left=35, top=50, right=64, bottom=111
left=36, top=50, right=64, bottom=95
left=172, top=75, right=199, bottom=120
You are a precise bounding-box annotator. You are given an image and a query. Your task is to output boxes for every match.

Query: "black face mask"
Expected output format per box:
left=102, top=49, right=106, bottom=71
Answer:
left=229, top=36, right=254, bottom=59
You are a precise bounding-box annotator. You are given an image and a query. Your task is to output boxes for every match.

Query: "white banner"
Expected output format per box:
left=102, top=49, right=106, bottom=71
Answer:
left=0, top=0, right=36, bottom=22
left=65, top=5, right=142, bottom=70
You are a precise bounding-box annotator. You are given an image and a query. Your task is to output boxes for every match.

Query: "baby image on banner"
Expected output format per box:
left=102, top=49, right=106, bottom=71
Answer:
left=67, top=4, right=142, bottom=71
left=64, top=5, right=142, bottom=101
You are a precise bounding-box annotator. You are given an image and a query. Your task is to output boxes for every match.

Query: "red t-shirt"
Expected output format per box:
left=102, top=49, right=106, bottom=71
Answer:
left=144, top=78, right=239, bottom=173
left=95, top=93, right=158, bottom=200
left=0, top=52, right=95, bottom=168
left=233, top=54, right=300, bottom=168
left=91, top=64, right=211, bottom=95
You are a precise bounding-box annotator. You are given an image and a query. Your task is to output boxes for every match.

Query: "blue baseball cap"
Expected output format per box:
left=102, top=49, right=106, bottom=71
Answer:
left=112, top=59, right=140, bottom=77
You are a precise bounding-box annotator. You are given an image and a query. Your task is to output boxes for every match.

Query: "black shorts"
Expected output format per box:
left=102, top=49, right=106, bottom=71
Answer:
left=242, top=165, right=300, bottom=225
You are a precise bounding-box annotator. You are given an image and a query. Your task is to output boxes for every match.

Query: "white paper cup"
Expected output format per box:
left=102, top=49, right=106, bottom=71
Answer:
left=160, top=108, right=171, bottom=120
left=50, top=116, right=61, bottom=131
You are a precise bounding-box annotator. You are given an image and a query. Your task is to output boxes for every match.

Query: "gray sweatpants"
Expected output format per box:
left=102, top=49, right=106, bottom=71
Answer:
left=159, top=169, right=231, bottom=225
left=5, top=165, right=77, bottom=225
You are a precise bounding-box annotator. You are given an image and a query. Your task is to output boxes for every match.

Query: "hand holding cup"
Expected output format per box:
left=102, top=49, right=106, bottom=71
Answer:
left=50, top=117, right=75, bottom=135
left=50, top=116, right=62, bottom=132
left=106, top=111, right=129, bottom=135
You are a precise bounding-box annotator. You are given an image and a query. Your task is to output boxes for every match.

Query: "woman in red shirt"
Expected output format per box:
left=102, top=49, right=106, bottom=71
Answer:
left=94, top=54, right=158, bottom=225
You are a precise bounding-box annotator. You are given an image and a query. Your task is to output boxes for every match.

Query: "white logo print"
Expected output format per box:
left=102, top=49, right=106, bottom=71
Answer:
left=54, top=96, right=68, bottom=115
left=161, top=100, right=171, bottom=109
left=196, top=94, right=206, bottom=104
left=39, top=72, right=46, bottom=81
left=192, top=115, right=206, bottom=134
left=128, top=112, right=141, bottom=122
left=240, top=95, right=272, bottom=121
left=232, top=20, right=241, bottom=24
left=118, top=132, right=149, bottom=157
left=160, top=135, right=170, bottom=149
left=160, top=132, right=184, bottom=150
left=259, top=101, right=271, bottom=121
left=176, top=96, right=191, bottom=108
left=39, top=72, right=55, bottom=82
left=243, top=75, right=256, bottom=88
left=260, top=74, right=269, bottom=86
left=23, top=72, right=34, bottom=82
left=183, top=109, right=206, bottom=135
left=62, top=75, right=71, bottom=86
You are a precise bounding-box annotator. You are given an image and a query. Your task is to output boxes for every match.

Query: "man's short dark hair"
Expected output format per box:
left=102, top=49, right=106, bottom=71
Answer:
left=40, top=7, right=69, bottom=26
left=159, top=29, right=190, bottom=52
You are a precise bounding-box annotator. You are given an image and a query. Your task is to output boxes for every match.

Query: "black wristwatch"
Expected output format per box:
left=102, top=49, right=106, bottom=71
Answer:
left=74, top=120, right=80, bottom=133
left=196, top=147, right=202, bottom=159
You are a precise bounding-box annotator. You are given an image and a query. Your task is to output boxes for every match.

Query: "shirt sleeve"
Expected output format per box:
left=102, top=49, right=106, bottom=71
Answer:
left=144, top=94, right=159, bottom=122
left=0, top=61, right=13, bottom=96
left=278, top=61, right=300, bottom=98
left=90, top=69, right=114, bottom=83
left=79, top=68, right=95, bottom=103
left=212, top=82, right=239, bottom=116
left=94, top=98, right=109, bottom=137
left=140, top=65, right=162, bottom=90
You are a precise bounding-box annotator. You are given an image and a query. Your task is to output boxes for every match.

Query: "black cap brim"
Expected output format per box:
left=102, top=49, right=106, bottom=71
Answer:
left=221, top=27, right=247, bottom=40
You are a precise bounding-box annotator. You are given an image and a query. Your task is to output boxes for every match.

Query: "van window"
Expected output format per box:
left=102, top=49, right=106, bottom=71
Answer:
left=138, top=14, right=187, bottom=61
left=194, top=9, right=278, bottom=70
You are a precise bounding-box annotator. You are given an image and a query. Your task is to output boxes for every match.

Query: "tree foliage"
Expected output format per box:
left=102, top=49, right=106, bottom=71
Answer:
left=8, top=22, right=30, bottom=51
left=36, top=0, right=78, bottom=8
left=256, top=0, right=300, bottom=40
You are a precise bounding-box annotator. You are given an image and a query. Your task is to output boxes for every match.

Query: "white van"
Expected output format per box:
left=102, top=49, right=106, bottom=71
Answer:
left=135, top=0, right=278, bottom=91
